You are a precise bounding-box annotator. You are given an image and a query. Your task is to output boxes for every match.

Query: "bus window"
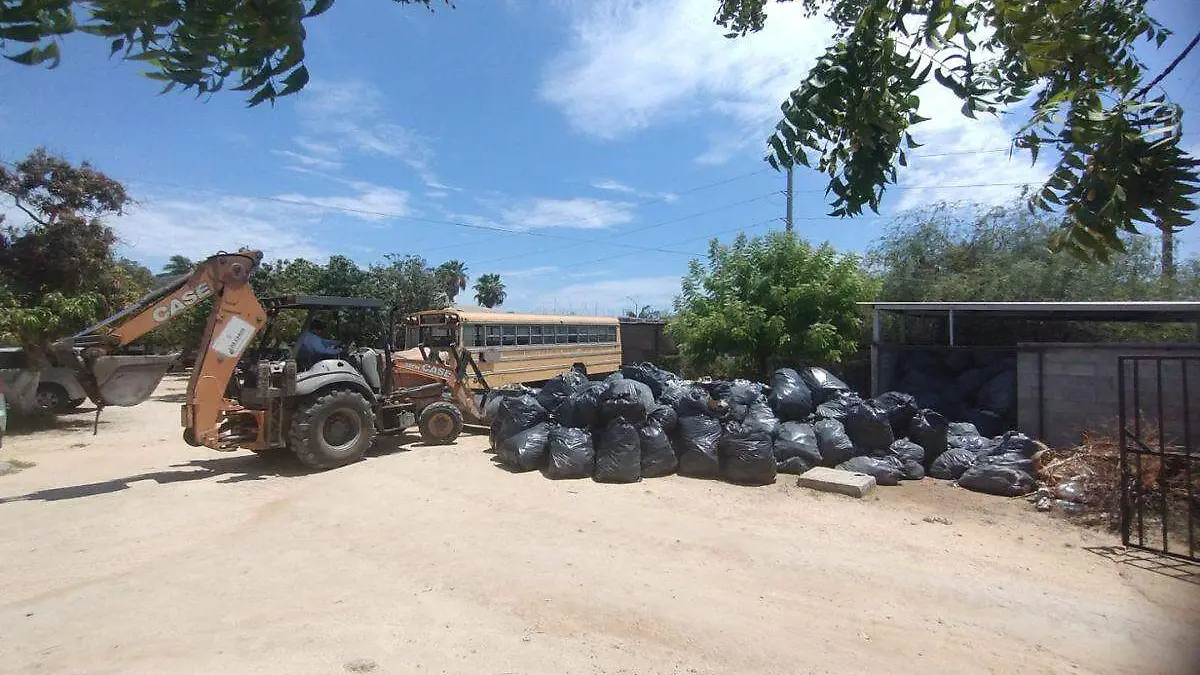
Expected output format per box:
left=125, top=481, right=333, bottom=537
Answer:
left=556, top=325, right=567, bottom=344
left=463, top=323, right=484, bottom=347
left=502, top=325, right=516, bottom=346
left=607, top=326, right=618, bottom=343
left=486, top=325, right=502, bottom=347
left=530, top=325, right=543, bottom=345
left=516, top=325, right=530, bottom=346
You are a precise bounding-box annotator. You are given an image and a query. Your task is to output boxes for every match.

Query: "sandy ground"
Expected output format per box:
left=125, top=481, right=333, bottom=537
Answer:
left=1, top=375, right=1198, bottom=675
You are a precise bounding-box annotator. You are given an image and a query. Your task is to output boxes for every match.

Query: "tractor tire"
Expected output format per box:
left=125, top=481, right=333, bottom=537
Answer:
left=418, top=401, right=463, bottom=445
left=289, top=388, right=377, bottom=470
left=36, top=383, right=75, bottom=414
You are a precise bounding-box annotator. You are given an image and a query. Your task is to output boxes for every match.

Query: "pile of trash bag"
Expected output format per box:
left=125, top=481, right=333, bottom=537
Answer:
left=486, top=361, right=1041, bottom=497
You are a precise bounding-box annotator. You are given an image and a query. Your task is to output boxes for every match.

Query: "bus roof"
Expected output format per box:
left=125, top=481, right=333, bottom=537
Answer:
left=411, top=308, right=619, bottom=325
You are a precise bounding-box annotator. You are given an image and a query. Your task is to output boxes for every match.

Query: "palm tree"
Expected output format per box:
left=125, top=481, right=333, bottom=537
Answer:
left=162, top=254, right=194, bottom=276
left=435, top=259, right=469, bottom=303
left=473, top=273, right=506, bottom=308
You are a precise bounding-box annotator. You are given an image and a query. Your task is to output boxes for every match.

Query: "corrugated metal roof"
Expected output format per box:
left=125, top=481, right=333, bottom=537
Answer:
left=859, top=301, right=1200, bottom=322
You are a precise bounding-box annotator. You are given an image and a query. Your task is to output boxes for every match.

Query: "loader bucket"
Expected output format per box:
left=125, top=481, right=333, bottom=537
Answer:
left=89, top=354, right=180, bottom=406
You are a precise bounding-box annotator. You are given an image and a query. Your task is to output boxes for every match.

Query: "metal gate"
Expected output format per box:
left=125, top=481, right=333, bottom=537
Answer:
left=1117, top=356, right=1199, bottom=562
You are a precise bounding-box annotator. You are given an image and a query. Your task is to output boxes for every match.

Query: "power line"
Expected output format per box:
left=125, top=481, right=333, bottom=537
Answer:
left=1133, top=29, right=1200, bottom=100
left=563, top=217, right=783, bottom=269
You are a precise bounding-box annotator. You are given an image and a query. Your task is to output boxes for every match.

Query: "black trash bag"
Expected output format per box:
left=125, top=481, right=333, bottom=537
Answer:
left=729, top=379, right=765, bottom=404
left=483, top=385, right=535, bottom=422
left=620, top=362, right=678, bottom=399
left=958, top=464, right=1036, bottom=496
left=968, top=409, right=1007, bottom=438
left=494, top=394, right=549, bottom=441
left=700, top=379, right=734, bottom=401
left=948, top=422, right=979, bottom=436
left=952, top=434, right=1000, bottom=455
left=837, top=455, right=904, bottom=487
left=974, top=452, right=1034, bottom=475
left=536, top=371, right=590, bottom=416
left=843, top=400, right=895, bottom=453
left=872, top=391, right=919, bottom=437
left=929, top=447, right=977, bottom=480
left=638, top=421, right=677, bottom=478
left=799, top=366, right=851, bottom=403
left=647, top=403, right=679, bottom=433
left=600, top=378, right=656, bottom=423
left=888, top=439, right=926, bottom=481
left=977, top=370, right=1016, bottom=416
left=674, top=414, right=722, bottom=478
left=814, top=419, right=857, bottom=467
left=594, top=419, right=641, bottom=483
left=498, top=422, right=551, bottom=472
left=953, top=368, right=988, bottom=403
left=774, top=422, right=821, bottom=474
left=742, top=400, right=779, bottom=435
left=718, top=421, right=777, bottom=485
left=673, top=385, right=717, bottom=418
left=815, top=390, right=863, bottom=422
left=944, top=350, right=975, bottom=374
left=767, top=368, right=814, bottom=421
left=603, top=371, right=624, bottom=383
left=545, top=425, right=595, bottom=479
left=558, top=382, right=605, bottom=429
left=658, top=381, right=689, bottom=408
left=907, top=408, right=949, bottom=467
left=993, top=430, right=1038, bottom=457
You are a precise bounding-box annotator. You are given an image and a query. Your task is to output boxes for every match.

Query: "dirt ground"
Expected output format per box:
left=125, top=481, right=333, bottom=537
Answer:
left=1, top=376, right=1198, bottom=675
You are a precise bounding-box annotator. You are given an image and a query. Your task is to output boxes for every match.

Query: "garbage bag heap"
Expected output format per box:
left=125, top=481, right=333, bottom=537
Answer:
left=487, top=363, right=1039, bottom=495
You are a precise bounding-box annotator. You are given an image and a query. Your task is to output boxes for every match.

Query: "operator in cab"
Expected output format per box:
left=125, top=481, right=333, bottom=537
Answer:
left=295, top=318, right=341, bottom=370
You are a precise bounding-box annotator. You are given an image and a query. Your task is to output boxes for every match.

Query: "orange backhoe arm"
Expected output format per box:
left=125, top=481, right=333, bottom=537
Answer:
left=53, top=250, right=267, bottom=446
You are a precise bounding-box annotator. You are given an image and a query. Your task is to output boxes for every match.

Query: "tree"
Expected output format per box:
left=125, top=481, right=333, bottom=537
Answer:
left=2, top=1, right=450, bottom=107
left=368, top=254, right=449, bottom=317
left=869, top=199, right=1200, bottom=342
left=0, top=148, right=145, bottom=357
left=161, top=255, right=194, bottom=276
left=668, top=231, right=876, bottom=379
left=473, top=274, right=506, bottom=308
left=717, top=0, right=1200, bottom=262
left=434, top=259, right=468, bottom=304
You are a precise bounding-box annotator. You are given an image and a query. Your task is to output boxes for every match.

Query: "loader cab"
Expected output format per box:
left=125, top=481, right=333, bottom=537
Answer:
left=251, top=295, right=394, bottom=393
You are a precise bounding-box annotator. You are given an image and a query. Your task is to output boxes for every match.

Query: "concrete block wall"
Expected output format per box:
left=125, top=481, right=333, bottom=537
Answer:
left=1018, top=344, right=1200, bottom=448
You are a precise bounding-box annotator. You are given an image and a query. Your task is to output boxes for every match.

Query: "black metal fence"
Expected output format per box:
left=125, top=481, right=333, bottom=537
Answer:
left=1118, top=356, right=1199, bottom=562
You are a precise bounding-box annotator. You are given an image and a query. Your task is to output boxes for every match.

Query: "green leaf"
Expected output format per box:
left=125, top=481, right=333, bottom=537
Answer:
left=0, top=23, right=46, bottom=43
left=110, top=38, right=125, bottom=56
left=246, top=82, right=277, bottom=108
left=768, top=134, right=793, bottom=169
left=306, top=0, right=336, bottom=18
left=279, top=65, right=309, bottom=96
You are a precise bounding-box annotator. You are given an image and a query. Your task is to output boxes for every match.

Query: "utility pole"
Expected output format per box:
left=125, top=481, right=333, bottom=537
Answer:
left=785, top=164, right=794, bottom=235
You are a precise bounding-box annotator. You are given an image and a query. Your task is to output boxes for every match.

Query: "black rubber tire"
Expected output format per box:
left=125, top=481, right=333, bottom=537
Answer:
left=36, top=383, right=73, bottom=413
left=289, top=388, right=377, bottom=470
left=418, top=401, right=463, bottom=445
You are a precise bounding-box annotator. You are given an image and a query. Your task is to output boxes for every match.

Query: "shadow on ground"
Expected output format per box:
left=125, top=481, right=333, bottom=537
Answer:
left=4, top=413, right=107, bottom=437
left=0, top=432, right=445, bottom=504
left=1085, top=545, right=1200, bottom=585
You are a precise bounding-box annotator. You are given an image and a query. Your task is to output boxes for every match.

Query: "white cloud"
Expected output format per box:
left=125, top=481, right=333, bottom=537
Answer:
left=109, top=195, right=326, bottom=265
left=891, top=83, right=1054, bottom=211
left=271, top=149, right=344, bottom=172
left=500, top=197, right=636, bottom=230
left=274, top=181, right=411, bottom=222
left=512, top=275, right=682, bottom=315
left=592, top=178, right=679, bottom=203
left=541, top=0, right=832, bottom=162
left=496, top=265, right=560, bottom=279
left=280, top=80, right=440, bottom=186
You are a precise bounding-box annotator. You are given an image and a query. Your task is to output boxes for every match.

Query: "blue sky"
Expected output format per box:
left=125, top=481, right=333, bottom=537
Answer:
left=2, top=0, right=1199, bottom=315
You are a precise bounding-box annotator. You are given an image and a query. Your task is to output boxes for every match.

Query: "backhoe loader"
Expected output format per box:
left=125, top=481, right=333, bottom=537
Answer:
left=51, top=250, right=493, bottom=469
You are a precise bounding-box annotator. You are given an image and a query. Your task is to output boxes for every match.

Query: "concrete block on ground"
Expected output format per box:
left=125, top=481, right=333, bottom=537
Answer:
left=796, top=467, right=876, bottom=498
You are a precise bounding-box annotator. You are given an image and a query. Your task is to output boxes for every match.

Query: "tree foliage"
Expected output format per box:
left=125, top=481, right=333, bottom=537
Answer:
left=668, top=231, right=877, bottom=379
left=717, top=0, right=1200, bottom=261
left=472, top=273, right=506, bottom=308
left=434, top=259, right=468, bottom=303
left=0, top=148, right=150, bottom=356
left=869, top=199, right=1200, bottom=342
left=1, top=0, right=451, bottom=107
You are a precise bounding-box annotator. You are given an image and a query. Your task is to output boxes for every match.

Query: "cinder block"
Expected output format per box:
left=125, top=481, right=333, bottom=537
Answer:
left=796, top=467, right=876, bottom=498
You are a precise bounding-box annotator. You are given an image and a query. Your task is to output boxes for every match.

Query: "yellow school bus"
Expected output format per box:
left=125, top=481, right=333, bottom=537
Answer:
left=402, top=308, right=622, bottom=387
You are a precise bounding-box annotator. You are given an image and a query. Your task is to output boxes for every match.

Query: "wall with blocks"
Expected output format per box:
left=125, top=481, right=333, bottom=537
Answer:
left=1017, top=344, right=1200, bottom=448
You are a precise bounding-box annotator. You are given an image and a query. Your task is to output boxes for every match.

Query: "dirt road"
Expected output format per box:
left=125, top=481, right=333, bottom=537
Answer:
left=1, top=376, right=1197, bottom=675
